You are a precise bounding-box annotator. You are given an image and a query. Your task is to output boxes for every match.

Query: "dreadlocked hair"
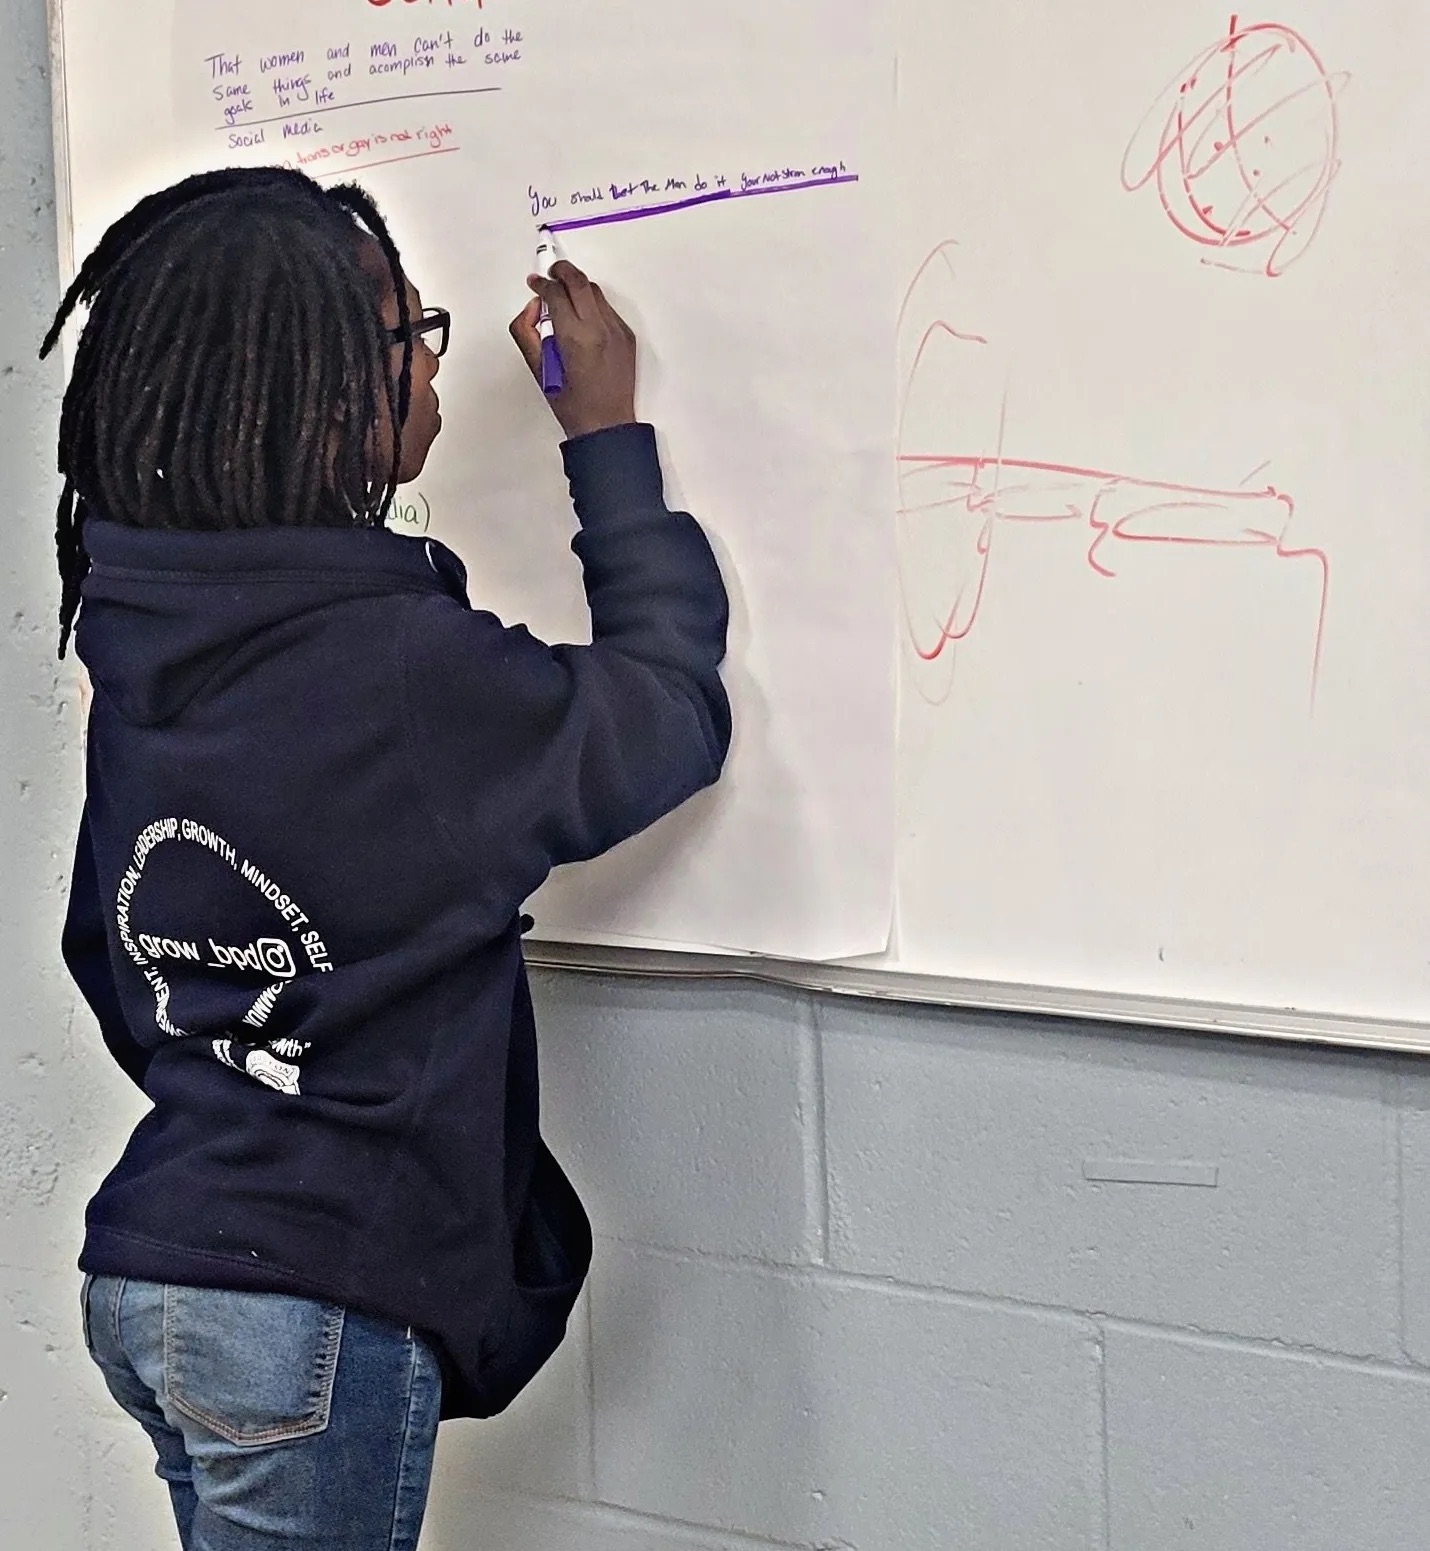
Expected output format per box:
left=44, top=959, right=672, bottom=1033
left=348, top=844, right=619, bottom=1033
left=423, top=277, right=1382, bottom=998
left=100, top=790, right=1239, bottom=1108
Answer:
left=40, top=166, right=414, bottom=658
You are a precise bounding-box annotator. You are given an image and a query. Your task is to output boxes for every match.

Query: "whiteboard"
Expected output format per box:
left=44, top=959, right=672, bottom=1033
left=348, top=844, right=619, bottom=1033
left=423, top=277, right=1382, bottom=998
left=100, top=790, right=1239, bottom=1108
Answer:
left=49, top=1, right=1430, bottom=1049
left=878, top=0, right=1430, bottom=1042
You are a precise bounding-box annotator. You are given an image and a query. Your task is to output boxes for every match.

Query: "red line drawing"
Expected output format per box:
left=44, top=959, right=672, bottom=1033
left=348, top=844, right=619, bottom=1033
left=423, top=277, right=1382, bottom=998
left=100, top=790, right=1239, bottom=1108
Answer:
left=309, top=146, right=462, bottom=180
left=897, top=242, right=1330, bottom=706
left=1121, top=15, right=1348, bottom=277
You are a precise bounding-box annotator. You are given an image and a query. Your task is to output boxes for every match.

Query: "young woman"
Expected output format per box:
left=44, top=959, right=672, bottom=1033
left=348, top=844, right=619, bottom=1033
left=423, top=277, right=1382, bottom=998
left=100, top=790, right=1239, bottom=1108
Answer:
left=49, top=165, right=730, bottom=1550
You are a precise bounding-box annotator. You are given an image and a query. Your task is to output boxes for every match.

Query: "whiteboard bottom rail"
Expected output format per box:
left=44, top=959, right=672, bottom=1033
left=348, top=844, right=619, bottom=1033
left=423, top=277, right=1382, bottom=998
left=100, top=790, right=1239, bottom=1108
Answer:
left=524, top=941, right=1430, bottom=1057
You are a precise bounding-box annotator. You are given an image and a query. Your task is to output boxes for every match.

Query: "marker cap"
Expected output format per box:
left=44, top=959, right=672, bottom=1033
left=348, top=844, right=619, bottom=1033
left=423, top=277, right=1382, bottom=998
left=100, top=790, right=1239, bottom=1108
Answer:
left=540, top=332, right=565, bottom=396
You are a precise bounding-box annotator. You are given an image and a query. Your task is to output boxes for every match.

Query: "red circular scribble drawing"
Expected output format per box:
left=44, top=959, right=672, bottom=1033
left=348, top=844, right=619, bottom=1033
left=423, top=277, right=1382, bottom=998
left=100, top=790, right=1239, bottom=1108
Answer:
left=895, top=242, right=1330, bottom=709
left=1122, top=15, right=1348, bottom=277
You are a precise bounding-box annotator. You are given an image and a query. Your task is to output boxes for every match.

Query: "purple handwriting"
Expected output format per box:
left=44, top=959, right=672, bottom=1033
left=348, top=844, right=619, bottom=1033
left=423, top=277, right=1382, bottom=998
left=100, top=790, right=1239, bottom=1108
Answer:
left=532, top=162, right=857, bottom=232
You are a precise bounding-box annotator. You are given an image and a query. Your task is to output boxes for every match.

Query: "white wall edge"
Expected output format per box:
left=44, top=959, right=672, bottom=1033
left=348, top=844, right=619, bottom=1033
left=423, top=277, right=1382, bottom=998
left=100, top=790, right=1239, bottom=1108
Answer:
left=46, top=0, right=76, bottom=292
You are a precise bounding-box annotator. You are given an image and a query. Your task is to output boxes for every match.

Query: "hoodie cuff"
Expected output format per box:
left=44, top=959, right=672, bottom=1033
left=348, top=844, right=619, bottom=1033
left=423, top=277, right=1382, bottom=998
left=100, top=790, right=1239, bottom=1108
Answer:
left=560, top=423, right=668, bottom=529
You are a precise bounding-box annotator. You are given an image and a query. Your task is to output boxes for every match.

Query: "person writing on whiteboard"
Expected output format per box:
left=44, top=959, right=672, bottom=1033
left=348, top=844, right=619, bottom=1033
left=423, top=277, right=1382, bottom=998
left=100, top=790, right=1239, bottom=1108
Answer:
left=45, top=166, right=730, bottom=1550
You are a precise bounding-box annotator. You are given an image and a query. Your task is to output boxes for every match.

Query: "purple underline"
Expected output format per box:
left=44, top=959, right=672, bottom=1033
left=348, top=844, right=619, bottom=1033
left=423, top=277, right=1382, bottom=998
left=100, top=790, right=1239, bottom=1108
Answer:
left=545, top=173, right=859, bottom=233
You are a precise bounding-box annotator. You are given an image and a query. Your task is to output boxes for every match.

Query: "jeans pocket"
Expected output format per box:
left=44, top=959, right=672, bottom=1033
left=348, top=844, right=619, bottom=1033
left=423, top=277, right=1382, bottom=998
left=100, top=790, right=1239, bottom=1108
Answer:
left=163, top=1285, right=345, bottom=1447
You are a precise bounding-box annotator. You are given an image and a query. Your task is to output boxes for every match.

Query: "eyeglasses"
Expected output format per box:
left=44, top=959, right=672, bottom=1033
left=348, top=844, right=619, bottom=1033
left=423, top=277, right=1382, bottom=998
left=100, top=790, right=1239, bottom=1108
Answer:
left=388, top=306, right=450, bottom=358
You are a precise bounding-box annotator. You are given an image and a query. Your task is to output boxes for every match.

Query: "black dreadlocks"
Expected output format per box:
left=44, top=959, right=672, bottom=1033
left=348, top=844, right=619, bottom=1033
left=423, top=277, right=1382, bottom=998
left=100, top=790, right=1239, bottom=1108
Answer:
left=40, top=166, right=414, bottom=657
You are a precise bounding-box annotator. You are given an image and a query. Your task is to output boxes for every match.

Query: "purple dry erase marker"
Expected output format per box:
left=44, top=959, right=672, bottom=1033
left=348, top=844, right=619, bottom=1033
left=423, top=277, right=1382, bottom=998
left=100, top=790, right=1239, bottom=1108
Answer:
left=539, top=326, right=565, bottom=396
left=535, top=227, right=565, bottom=397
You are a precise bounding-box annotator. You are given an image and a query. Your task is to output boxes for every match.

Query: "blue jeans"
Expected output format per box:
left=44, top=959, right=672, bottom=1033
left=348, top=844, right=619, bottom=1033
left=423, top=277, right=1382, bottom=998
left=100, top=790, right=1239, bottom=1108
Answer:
left=82, top=1275, right=442, bottom=1550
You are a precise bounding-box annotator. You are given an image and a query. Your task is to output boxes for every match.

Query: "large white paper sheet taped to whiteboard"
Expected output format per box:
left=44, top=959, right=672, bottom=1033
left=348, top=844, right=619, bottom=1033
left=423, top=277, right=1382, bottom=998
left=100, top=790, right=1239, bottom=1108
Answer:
left=54, top=0, right=898, bottom=963
left=884, top=0, right=1430, bottom=1023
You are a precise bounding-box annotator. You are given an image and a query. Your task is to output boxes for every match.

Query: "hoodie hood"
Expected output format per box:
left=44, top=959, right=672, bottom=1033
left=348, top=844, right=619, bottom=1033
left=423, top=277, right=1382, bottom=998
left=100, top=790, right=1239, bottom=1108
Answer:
left=77, top=518, right=470, bottom=726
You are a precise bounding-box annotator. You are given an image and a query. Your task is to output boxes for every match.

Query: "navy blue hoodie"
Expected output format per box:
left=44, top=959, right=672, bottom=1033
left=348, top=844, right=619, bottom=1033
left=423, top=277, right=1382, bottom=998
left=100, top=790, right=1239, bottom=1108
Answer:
left=63, top=423, right=730, bottom=1418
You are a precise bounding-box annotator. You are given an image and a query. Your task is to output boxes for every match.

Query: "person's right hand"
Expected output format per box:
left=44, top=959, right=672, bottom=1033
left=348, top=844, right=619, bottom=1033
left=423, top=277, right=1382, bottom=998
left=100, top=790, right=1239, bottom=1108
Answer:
left=510, top=259, right=638, bottom=440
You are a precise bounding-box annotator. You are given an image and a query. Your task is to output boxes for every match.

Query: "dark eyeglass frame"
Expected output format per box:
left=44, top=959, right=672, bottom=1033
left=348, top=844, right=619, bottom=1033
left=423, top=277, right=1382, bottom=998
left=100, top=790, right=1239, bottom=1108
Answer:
left=388, top=306, right=450, bottom=358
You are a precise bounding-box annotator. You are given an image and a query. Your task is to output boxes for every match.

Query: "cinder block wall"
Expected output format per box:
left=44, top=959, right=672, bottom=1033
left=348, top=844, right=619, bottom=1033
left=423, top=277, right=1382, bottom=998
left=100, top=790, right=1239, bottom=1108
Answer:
left=6, top=5, right=1430, bottom=1546
left=417, top=975, right=1430, bottom=1551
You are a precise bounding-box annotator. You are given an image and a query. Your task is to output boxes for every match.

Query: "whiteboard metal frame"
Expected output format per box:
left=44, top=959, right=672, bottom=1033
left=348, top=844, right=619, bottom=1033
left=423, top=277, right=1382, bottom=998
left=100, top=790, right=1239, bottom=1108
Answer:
left=527, top=942, right=1430, bottom=1057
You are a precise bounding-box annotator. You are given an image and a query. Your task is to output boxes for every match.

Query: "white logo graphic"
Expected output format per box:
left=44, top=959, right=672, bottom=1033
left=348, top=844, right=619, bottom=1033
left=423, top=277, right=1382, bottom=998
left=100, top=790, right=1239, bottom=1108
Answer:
left=213, top=1039, right=303, bottom=1096
left=117, top=819, right=332, bottom=1095
left=208, top=937, right=298, bottom=979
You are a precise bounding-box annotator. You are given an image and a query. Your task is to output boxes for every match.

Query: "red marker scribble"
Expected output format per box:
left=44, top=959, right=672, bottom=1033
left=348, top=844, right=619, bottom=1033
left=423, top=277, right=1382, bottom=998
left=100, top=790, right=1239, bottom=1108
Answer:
left=897, top=242, right=1330, bottom=705
left=1122, top=15, right=1348, bottom=277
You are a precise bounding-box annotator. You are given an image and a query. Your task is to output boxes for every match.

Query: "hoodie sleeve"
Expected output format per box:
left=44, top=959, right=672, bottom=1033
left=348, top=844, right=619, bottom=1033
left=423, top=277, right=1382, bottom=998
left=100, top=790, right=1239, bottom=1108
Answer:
left=63, top=809, right=152, bottom=1090
left=400, top=423, right=732, bottom=911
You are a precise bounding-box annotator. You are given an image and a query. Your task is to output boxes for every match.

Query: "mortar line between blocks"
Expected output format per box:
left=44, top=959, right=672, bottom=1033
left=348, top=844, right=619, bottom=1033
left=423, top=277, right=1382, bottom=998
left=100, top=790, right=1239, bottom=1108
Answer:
left=1395, top=1075, right=1409, bottom=1360
left=1097, top=1322, right=1111, bottom=1551
left=802, top=991, right=831, bottom=1266
left=584, top=1283, right=598, bottom=1499
left=1096, top=1317, right=1430, bottom=1382
left=484, top=1485, right=820, bottom=1549
left=601, top=1236, right=1430, bottom=1373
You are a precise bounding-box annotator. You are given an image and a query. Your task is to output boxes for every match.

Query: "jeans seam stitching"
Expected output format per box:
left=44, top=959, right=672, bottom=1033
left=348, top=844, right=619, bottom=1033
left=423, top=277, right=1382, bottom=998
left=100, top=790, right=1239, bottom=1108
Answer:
left=79, top=1273, right=95, bottom=1356
left=388, top=1333, right=422, bottom=1551
left=169, top=1395, right=331, bottom=1448
left=110, top=1276, right=128, bottom=1350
